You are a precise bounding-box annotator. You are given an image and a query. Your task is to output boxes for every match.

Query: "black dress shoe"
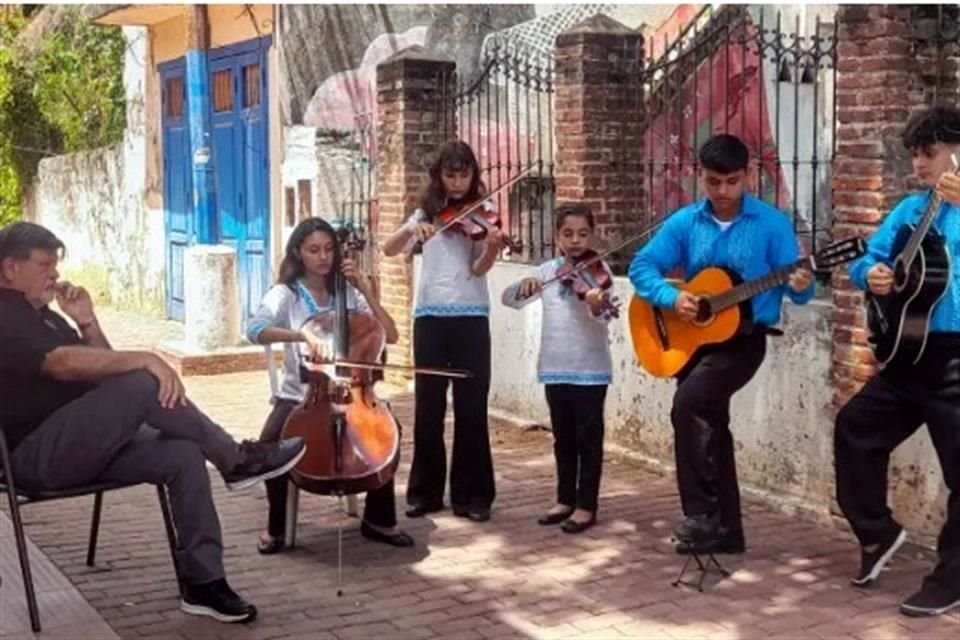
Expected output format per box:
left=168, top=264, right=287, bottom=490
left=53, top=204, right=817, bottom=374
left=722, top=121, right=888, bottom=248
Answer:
left=561, top=514, right=597, bottom=534
left=674, top=513, right=720, bottom=543
left=256, top=534, right=286, bottom=555
left=405, top=502, right=444, bottom=518
left=453, top=505, right=491, bottom=522
left=467, top=507, right=490, bottom=523
left=538, top=508, right=575, bottom=525
left=361, top=521, right=415, bottom=547
left=675, top=526, right=745, bottom=555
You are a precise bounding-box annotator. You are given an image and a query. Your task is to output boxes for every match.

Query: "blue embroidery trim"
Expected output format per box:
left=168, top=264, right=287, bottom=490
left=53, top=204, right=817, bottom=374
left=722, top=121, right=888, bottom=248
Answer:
left=414, top=303, right=490, bottom=317
left=247, top=320, right=270, bottom=343
left=538, top=371, right=612, bottom=385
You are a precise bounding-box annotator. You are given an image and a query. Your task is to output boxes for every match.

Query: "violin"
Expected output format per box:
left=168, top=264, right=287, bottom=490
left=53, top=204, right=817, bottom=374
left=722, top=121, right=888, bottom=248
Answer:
left=501, top=215, right=673, bottom=314
left=428, top=166, right=535, bottom=252
left=435, top=199, right=521, bottom=253
left=558, top=251, right=621, bottom=319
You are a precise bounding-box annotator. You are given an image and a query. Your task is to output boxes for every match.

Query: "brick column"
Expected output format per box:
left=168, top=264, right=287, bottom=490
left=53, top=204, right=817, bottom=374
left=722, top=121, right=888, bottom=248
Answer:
left=375, top=47, right=455, bottom=383
left=829, top=6, right=927, bottom=408
left=554, top=14, right=644, bottom=271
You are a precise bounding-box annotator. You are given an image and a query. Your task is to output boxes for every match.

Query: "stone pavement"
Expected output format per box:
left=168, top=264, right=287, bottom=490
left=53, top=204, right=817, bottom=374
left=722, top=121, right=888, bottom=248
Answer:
left=2, top=309, right=959, bottom=639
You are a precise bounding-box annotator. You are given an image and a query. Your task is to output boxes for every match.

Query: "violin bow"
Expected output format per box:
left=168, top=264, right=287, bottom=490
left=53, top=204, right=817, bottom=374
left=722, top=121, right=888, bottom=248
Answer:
left=304, top=358, right=472, bottom=379
left=429, top=166, right=537, bottom=238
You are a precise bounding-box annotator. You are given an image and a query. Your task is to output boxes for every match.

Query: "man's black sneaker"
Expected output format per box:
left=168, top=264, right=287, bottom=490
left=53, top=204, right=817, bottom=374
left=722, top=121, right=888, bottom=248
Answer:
left=676, top=527, right=745, bottom=555
left=181, top=579, right=257, bottom=623
left=900, top=581, right=960, bottom=617
left=222, top=437, right=306, bottom=491
left=851, top=526, right=906, bottom=586
left=674, top=513, right=720, bottom=544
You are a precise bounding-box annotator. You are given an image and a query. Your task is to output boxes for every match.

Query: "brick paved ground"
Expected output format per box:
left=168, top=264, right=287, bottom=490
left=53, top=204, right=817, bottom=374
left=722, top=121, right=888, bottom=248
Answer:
left=3, top=309, right=959, bottom=639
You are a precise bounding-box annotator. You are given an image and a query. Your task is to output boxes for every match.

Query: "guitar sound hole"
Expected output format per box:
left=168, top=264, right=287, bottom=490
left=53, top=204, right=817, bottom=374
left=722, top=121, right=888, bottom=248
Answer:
left=693, top=299, right=714, bottom=326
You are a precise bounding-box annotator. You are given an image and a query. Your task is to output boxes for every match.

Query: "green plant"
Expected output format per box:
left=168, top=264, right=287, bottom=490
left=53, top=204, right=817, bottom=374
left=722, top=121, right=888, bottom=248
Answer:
left=0, top=7, right=125, bottom=225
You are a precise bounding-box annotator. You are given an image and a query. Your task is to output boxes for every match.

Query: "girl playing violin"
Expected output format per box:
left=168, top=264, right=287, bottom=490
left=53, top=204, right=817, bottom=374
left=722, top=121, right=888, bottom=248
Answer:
left=381, top=140, right=503, bottom=522
left=514, top=203, right=613, bottom=533
left=247, top=217, right=414, bottom=553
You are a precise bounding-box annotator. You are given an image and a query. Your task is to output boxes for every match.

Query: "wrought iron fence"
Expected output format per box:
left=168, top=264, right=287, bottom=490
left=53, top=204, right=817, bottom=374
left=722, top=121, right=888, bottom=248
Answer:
left=439, top=45, right=556, bottom=264
left=638, top=5, right=838, bottom=256
left=337, top=111, right=379, bottom=280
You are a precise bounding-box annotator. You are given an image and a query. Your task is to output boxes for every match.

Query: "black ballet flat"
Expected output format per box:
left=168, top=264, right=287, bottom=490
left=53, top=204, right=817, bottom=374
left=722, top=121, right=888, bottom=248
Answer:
left=538, top=508, right=575, bottom=526
left=361, top=521, right=415, bottom=547
left=256, top=534, right=286, bottom=555
left=405, top=502, right=444, bottom=518
left=561, top=515, right=597, bottom=534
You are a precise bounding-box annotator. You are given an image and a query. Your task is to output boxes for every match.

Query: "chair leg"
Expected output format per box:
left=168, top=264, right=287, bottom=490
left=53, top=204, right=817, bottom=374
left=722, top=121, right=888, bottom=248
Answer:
left=156, top=485, right=183, bottom=596
left=1, top=435, right=41, bottom=632
left=86, top=491, right=105, bottom=567
left=284, top=480, right=299, bottom=549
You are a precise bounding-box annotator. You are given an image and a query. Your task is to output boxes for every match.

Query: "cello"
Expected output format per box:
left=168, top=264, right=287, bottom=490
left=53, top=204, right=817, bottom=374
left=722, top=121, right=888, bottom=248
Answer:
left=280, top=221, right=468, bottom=592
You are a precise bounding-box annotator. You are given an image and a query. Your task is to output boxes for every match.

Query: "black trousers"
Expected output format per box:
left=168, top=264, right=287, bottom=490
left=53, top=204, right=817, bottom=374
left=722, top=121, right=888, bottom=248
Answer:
left=835, top=334, right=960, bottom=591
left=671, top=331, right=767, bottom=532
left=407, top=315, right=495, bottom=510
left=545, top=384, right=607, bottom=512
left=259, top=398, right=397, bottom=536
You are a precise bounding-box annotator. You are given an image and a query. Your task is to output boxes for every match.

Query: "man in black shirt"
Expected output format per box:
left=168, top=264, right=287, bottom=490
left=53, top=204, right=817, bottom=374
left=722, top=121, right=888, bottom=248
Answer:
left=0, top=222, right=306, bottom=624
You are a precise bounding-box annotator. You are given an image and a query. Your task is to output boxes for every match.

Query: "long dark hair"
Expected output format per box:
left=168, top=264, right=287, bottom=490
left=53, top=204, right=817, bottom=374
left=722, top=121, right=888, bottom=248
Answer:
left=277, top=217, right=340, bottom=294
left=420, top=140, right=485, bottom=220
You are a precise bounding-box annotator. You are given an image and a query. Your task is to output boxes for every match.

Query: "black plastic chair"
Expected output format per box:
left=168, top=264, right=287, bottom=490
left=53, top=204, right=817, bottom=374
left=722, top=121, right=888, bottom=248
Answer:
left=0, top=429, right=181, bottom=632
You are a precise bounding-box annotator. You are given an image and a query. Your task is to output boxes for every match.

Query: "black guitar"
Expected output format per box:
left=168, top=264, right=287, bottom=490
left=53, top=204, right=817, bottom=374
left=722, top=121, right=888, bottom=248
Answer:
left=866, top=152, right=958, bottom=366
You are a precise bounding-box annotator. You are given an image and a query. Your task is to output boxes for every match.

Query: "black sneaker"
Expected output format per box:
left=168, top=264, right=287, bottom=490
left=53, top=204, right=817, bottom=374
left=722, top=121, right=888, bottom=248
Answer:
left=222, top=437, right=306, bottom=492
left=674, top=513, right=720, bottom=544
left=676, top=527, right=745, bottom=555
left=851, top=526, right=906, bottom=586
left=181, top=579, right=257, bottom=623
left=900, top=581, right=960, bottom=617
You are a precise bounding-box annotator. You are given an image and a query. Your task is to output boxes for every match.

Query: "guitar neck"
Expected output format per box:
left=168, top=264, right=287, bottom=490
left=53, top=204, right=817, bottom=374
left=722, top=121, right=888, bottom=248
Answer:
left=708, top=258, right=808, bottom=313
left=902, top=191, right=944, bottom=266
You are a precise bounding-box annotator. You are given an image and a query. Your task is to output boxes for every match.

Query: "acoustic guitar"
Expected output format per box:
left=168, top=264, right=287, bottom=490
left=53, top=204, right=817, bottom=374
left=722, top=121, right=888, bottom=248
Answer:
left=628, top=238, right=865, bottom=378
left=866, top=152, right=959, bottom=366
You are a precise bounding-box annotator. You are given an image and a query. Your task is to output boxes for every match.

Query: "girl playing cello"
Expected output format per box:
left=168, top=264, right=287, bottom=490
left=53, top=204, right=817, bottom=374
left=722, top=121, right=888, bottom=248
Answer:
left=247, top=217, right=414, bottom=553
left=511, top=203, right=613, bottom=533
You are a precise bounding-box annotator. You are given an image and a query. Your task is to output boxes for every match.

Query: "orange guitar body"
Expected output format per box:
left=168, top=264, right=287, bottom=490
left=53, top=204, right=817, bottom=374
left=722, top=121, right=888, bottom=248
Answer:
left=628, top=267, right=742, bottom=378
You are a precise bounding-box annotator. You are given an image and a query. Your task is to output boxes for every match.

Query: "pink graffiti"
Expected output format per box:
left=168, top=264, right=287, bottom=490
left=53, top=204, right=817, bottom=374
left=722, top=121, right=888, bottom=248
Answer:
left=303, top=26, right=428, bottom=131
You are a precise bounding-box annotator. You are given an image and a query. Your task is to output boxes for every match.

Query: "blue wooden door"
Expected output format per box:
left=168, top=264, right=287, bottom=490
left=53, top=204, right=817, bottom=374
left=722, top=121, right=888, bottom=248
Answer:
left=160, top=61, right=192, bottom=321
left=209, top=39, right=271, bottom=326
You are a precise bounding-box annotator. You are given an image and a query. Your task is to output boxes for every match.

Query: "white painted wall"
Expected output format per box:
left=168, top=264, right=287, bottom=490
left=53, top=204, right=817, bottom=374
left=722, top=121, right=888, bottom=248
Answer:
left=30, top=27, right=165, bottom=314
left=413, top=258, right=948, bottom=546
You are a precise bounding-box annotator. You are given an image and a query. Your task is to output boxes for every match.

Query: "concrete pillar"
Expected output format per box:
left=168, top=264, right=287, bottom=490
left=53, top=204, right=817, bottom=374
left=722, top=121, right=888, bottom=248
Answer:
left=183, top=246, right=241, bottom=350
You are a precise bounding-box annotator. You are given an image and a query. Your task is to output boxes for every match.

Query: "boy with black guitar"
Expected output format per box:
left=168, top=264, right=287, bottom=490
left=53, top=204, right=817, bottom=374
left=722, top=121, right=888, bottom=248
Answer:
left=835, top=105, right=960, bottom=617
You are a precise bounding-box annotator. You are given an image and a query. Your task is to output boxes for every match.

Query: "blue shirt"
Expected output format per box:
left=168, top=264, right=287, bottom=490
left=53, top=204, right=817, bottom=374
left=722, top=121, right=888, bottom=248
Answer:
left=628, top=194, right=814, bottom=327
left=848, top=191, right=960, bottom=333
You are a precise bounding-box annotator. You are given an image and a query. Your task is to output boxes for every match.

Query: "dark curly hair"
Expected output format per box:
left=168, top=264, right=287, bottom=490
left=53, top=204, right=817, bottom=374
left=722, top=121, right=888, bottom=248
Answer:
left=902, top=105, right=960, bottom=152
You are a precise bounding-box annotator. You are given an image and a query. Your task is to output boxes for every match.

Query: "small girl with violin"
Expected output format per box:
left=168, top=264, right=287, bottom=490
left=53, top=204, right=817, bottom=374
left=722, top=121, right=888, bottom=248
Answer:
left=381, top=140, right=503, bottom=523
left=247, top=217, right=414, bottom=553
left=512, top=203, right=614, bottom=533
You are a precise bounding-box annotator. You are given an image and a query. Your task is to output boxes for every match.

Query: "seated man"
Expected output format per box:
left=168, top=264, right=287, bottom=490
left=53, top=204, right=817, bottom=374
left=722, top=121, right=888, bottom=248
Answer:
left=0, top=221, right=306, bottom=624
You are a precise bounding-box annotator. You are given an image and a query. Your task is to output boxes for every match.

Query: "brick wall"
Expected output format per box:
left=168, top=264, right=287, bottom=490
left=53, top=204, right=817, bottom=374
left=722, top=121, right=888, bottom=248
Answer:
left=375, top=48, right=455, bottom=381
left=829, top=5, right=957, bottom=408
left=553, top=15, right=644, bottom=271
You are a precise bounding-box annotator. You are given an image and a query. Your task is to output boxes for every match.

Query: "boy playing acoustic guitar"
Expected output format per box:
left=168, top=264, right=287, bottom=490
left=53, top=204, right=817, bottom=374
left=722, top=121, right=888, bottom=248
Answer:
left=628, top=133, right=814, bottom=555
left=834, top=105, right=960, bottom=618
